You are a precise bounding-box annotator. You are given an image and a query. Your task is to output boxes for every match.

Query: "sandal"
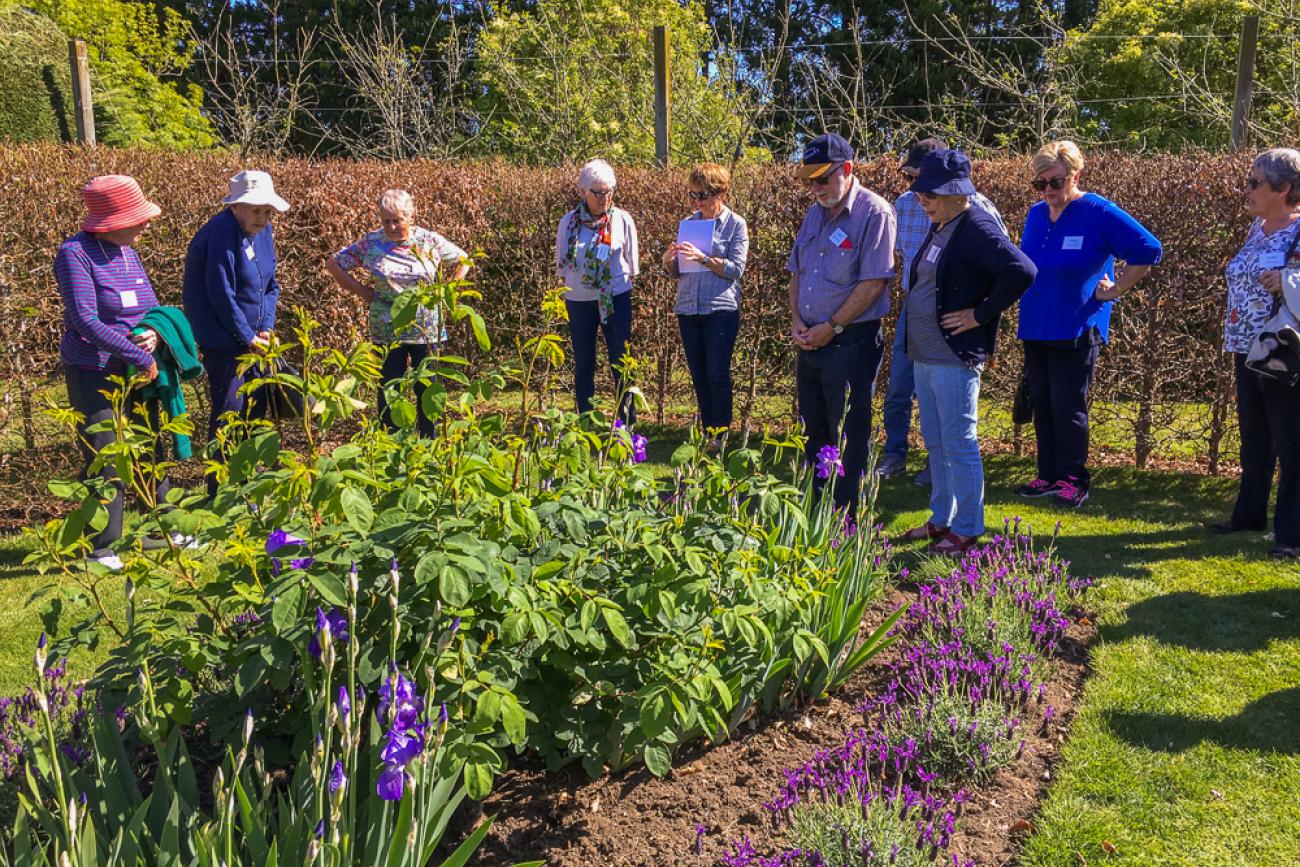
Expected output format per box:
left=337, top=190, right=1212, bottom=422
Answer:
left=928, top=532, right=981, bottom=558
left=896, top=521, right=950, bottom=543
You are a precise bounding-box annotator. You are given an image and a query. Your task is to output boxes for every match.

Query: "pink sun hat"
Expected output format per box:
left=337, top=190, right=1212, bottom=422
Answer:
left=80, top=175, right=162, bottom=233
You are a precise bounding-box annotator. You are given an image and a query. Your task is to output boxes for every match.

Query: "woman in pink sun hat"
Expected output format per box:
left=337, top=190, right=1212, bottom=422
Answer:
left=54, top=174, right=166, bottom=571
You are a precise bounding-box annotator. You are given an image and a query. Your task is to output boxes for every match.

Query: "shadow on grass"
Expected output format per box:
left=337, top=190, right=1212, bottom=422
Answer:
left=1105, top=686, right=1300, bottom=755
left=1101, top=589, right=1300, bottom=652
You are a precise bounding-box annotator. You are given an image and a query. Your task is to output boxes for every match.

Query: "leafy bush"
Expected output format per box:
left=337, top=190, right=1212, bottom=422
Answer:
left=26, top=287, right=896, bottom=809
left=0, top=7, right=74, bottom=144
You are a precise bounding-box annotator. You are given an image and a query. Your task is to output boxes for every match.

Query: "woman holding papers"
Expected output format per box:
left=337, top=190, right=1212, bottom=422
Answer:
left=661, top=163, right=749, bottom=444
left=1211, top=147, right=1300, bottom=559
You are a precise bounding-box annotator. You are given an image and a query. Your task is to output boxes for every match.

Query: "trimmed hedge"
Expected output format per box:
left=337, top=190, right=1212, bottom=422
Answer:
left=0, top=145, right=1252, bottom=470
left=0, top=8, right=73, bottom=145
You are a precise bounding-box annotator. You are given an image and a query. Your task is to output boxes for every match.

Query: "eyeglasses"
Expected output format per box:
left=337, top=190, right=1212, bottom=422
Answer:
left=1247, top=176, right=1269, bottom=190
left=588, top=188, right=615, bottom=199
left=806, top=164, right=842, bottom=187
left=916, top=191, right=938, bottom=202
left=688, top=190, right=718, bottom=201
left=1032, top=175, right=1068, bottom=193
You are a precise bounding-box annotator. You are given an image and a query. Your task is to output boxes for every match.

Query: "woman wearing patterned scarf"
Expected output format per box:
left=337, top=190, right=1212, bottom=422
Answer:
left=555, top=159, right=640, bottom=424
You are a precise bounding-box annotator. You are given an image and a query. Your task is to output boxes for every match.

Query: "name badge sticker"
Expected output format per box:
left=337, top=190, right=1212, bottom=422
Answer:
left=595, top=243, right=611, bottom=262
left=1259, top=251, right=1287, bottom=270
left=925, top=244, right=942, bottom=263
left=135, top=278, right=144, bottom=285
left=245, top=245, right=257, bottom=260
left=1062, top=236, right=1085, bottom=250
left=828, top=228, right=850, bottom=249
left=120, top=290, right=139, bottom=308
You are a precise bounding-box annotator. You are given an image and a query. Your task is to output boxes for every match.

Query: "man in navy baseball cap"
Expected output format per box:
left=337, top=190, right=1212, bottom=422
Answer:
left=795, top=133, right=855, bottom=179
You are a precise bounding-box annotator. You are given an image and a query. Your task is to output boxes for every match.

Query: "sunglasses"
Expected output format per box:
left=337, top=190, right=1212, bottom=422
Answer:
left=688, top=190, right=718, bottom=201
left=806, top=164, right=842, bottom=186
left=1032, top=176, right=1069, bottom=193
left=588, top=188, right=615, bottom=199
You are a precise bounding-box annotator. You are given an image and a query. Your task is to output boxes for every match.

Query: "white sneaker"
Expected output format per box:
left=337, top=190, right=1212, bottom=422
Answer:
left=89, top=550, right=124, bottom=571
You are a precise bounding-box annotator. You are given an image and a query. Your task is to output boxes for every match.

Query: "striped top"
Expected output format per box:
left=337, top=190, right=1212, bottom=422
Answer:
left=55, top=231, right=158, bottom=371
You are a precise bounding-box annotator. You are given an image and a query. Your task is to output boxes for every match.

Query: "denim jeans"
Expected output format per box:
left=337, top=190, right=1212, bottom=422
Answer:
left=1023, top=339, right=1099, bottom=487
left=677, top=310, right=740, bottom=431
left=881, top=307, right=915, bottom=461
left=379, top=343, right=437, bottom=438
left=796, top=321, right=883, bottom=515
left=566, top=292, right=635, bottom=425
left=914, top=360, right=984, bottom=537
left=64, top=364, right=171, bottom=552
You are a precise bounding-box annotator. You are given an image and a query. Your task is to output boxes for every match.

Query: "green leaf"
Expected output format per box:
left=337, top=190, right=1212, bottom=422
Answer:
left=602, top=608, right=633, bottom=649
left=642, top=742, right=672, bottom=777
left=389, top=398, right=417, bottom=429
left=307, top=572, right=349, bottom=608
left=500, top=695, right=527, bottom=746
left=270, top=583, right=304, bottom=633
left=236, top=655, right=267, bottom=698
left=669, top=443, right=697, bottom=468
left=440, top=566, right=472, bottom=607
left=340, top=487, right=374, bottom=533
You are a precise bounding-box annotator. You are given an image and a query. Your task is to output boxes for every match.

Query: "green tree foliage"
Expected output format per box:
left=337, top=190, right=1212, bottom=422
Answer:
left=8, top=0, right=214, bottom=149
left=474, top=0, right=751, bottom=164
left=0, top=7, right=74, bottom=144
left=1060, top=0, right=1299, bottom=149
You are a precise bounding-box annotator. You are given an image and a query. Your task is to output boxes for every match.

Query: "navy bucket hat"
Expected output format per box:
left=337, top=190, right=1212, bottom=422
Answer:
left=909, top=148, right=978, bottom=196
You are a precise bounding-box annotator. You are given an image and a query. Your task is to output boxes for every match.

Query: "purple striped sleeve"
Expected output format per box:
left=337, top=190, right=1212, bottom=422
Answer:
left=55, top=243, right=153, bottom=369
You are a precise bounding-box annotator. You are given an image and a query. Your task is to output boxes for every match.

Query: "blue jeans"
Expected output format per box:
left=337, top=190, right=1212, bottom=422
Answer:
left=881, top=307, right=915, bottom=461
left=678, top=310, right=740, bottom=431
left=914, top=360, right=984, bottom=537
left=566, top=292, right=635, bottom=424
left=796, top=321, right=883, bottom=515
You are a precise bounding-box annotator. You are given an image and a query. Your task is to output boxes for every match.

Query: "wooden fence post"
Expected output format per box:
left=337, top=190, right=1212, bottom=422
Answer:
left=1230, top=15, right=1259, bottom=153
left=653, top=26, right=670, bottom=168
left=69, top=39, right=95, bottom=146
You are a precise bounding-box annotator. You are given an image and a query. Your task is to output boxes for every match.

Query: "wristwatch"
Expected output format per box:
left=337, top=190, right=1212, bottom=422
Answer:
left=829, top=317, right=844, bottom=335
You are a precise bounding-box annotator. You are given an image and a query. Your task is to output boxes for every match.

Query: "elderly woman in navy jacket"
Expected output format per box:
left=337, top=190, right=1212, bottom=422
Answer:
left=182, top=171, right=290, bottom=497
left=895, top=150, right=1037, bottom=557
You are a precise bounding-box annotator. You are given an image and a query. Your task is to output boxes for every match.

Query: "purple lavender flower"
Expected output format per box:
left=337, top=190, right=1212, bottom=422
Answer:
left=815, top=445, right=844, bottom=479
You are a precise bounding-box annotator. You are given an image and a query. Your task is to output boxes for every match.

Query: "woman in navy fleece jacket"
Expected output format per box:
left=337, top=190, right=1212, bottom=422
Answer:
left=182, top=170, right=289, bottom=498
left=1015, top=141, right=1162, bottom=508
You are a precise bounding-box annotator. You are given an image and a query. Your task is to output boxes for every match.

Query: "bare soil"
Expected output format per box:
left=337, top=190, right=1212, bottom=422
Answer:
left=466, top=588, right=1096, bottom=866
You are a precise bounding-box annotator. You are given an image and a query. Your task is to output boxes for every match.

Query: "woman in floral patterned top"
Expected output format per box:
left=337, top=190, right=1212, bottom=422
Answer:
left=326, top=189, right=471, bottom=437
left=1212, top=148, right=1300, bottom=559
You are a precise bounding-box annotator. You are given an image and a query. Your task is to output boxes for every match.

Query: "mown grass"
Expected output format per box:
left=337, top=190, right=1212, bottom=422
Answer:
left=0, top=426, right=1295, bottom=864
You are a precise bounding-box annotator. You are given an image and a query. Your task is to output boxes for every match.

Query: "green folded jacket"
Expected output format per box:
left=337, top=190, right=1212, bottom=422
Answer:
left=130, top=306, right=204, bottom=459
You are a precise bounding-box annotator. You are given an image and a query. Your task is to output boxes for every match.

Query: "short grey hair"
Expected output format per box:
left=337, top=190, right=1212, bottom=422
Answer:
left=576, top=159, right=617, bottom=194
left=378, top=188, right=415, bottom=217
left=1254, top=149, right=1300, bottom=205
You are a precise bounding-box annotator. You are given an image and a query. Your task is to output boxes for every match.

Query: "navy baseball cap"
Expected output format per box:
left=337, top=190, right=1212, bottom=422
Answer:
left=796, top=133, right=855, bottom=179
left=900, top=137, right=947, bottom=172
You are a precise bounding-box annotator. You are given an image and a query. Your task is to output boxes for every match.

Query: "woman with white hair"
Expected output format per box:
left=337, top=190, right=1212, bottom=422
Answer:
left=325, top=188, right=472, bottom=437
left=183, top=170, right=291, bottom=498
left=555, top=159, right=640, bottom=424
left=1211, top=147, right=1300, bottom=559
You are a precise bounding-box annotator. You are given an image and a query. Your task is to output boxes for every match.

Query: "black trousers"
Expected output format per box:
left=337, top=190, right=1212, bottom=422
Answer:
left=796, top=321, right=883, bottom=515
left=1231, top=353, right=1300, bottom=546
left=1023, top=339, right=1100, bottom=487
left=64, top=365, right=170, bottom=554
left=379, top=343, right=437, bottom=438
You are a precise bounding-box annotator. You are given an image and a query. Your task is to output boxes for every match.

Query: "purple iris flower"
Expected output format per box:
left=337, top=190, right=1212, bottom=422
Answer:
left=631, top=433, right=648, bottom=463
left=329, top=760, right=346, bottom=793
left=265, top=529, right=306, bottom=556
left=337, top=686, right=350, bottom=718
left=815, top=445, right=844, bottom=479
left=290, top=557, right=315, bottom=571
left=376, top=765, right=405, bottom=801
left=380, top=727, right=424, bottom=767
left=308, top=608, right=349, bottom=659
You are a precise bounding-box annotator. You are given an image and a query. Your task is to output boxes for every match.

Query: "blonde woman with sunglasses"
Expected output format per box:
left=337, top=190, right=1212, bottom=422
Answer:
left=661, top=162, right=749, bottom=444
left=1014, top=140, right=1162, bottom=508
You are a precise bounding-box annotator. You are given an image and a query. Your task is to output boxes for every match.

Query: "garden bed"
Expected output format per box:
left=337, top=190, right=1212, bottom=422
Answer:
left=468, top=585, right=1096, bottom=866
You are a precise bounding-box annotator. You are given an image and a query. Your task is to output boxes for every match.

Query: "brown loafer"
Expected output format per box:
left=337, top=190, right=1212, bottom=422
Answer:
left=896, top=521, right=950, bottom=543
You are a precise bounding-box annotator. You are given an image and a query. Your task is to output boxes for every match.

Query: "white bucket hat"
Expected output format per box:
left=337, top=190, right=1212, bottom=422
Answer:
left=222, top=170, right=290, bottom=212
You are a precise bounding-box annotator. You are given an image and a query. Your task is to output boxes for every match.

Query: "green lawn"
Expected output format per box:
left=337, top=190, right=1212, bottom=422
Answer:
left=0, top=439, right=1295, bottom=865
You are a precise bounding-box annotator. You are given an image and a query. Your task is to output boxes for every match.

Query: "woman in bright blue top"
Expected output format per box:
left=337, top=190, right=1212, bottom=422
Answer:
left=1015, top=140, right=1162, bottom=507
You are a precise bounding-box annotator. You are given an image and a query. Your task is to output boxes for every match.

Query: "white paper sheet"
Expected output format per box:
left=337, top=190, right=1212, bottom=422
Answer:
left=676, top=219, right=716, bottom=274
